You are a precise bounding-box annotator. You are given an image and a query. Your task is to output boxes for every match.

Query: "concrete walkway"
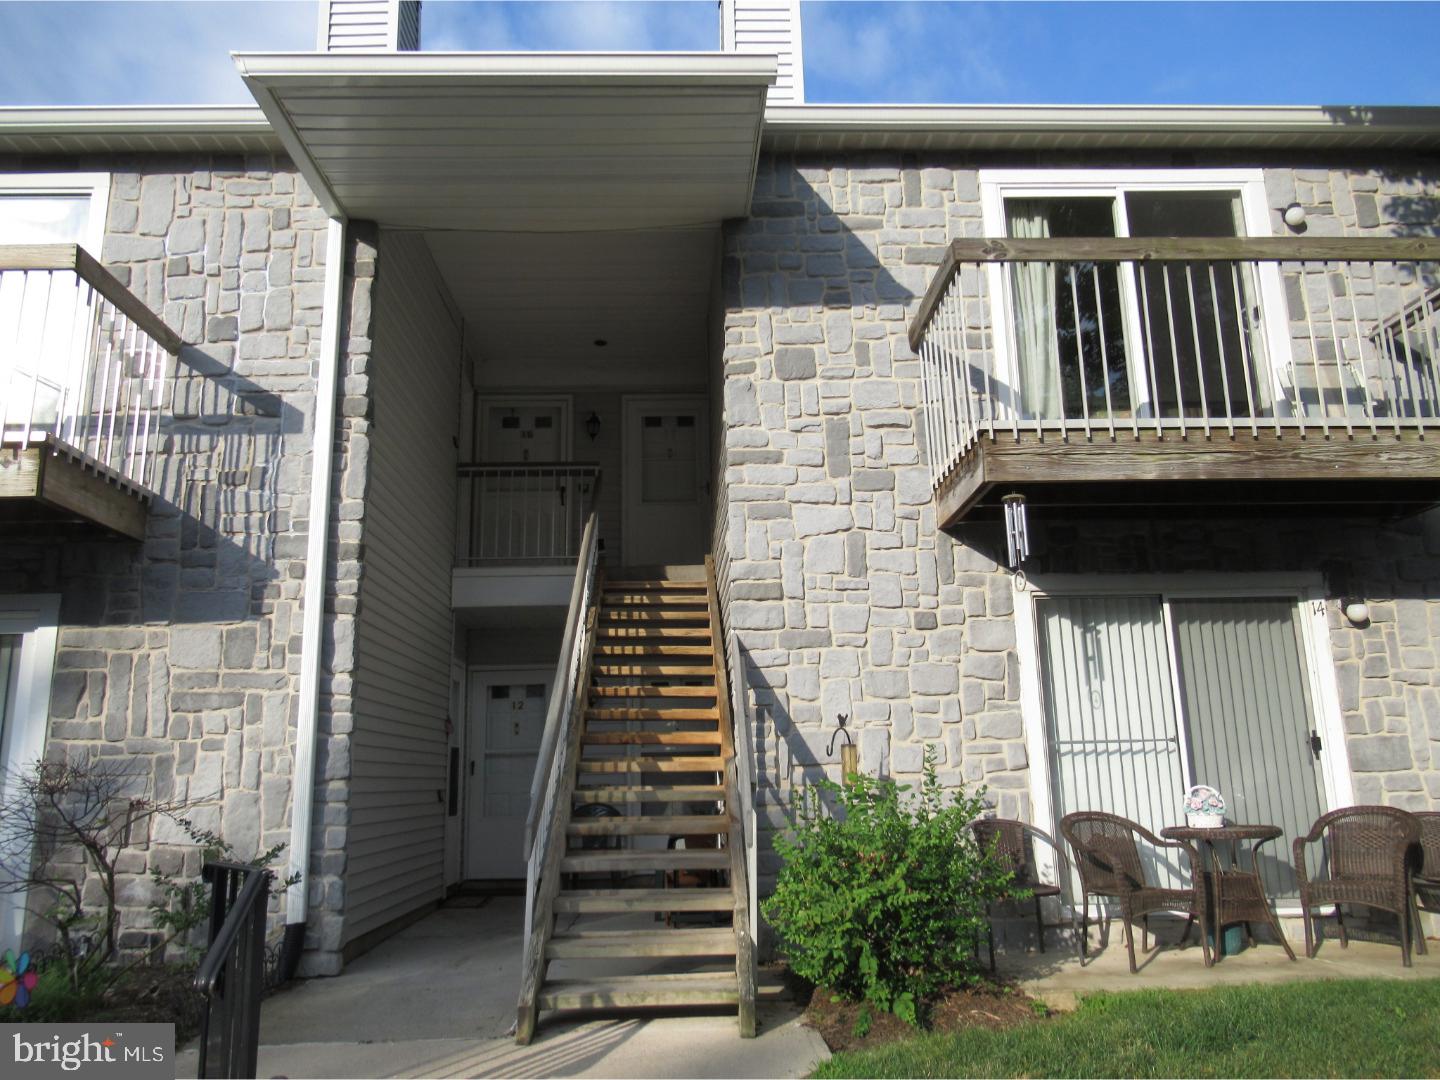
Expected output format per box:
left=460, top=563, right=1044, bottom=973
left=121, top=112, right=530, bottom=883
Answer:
left=175, top=897, right=829, bottom=1079
left=1005, top=917, right=1440, bottom=1009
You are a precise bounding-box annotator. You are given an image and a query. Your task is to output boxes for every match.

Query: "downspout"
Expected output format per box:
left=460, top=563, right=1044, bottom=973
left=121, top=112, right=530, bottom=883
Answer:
left=282, top=215, right=347, bottom=977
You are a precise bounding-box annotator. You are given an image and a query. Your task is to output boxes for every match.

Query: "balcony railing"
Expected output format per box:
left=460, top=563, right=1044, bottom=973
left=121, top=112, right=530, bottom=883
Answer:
left=458, top=462, right=600, bottom=565
left=910, top=237, right=1440, bottom=522
left=1, top=244, right=182, bottom=494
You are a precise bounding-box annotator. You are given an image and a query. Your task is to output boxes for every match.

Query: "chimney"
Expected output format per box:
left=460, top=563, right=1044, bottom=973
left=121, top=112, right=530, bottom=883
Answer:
left=318, top=0, right=421, bottom=52
left=720, top=0, right=804, bottom=105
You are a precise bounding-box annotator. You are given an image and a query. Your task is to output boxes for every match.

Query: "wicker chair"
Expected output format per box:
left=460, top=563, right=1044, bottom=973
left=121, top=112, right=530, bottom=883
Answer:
left=1060, top=811, right=1210, bottom=974
left=1293, top=805, right=1421, bottom=967
left=1408, top=811, right=1438, bottom=956
left=971, top=818, right=1066, bottom=971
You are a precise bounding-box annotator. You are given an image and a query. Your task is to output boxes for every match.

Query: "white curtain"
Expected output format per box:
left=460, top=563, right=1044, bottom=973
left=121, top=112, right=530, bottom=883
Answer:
left=1007, top=201, right=1062, bottom=420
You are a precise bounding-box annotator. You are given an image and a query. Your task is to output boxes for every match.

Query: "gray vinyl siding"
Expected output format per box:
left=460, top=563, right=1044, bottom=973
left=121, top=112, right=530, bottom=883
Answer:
left=345, top=230, right=462, bottom=944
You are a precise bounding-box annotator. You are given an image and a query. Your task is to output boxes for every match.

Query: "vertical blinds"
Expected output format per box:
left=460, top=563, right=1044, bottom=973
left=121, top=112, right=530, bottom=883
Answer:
left=1038, top=595, right=1191, bottom=892
left=1170, top=598, right=1326, bottom=898
left=1037, top=593, right=1328, bottom=903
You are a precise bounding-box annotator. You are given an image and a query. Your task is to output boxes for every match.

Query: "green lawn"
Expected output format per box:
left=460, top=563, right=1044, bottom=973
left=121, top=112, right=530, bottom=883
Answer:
left=813, top=978, right=1440, bottom=1079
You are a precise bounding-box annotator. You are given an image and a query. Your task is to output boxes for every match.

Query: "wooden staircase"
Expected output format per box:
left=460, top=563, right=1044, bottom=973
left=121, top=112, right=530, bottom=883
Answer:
left=515, top=566, right=756, bottom=1042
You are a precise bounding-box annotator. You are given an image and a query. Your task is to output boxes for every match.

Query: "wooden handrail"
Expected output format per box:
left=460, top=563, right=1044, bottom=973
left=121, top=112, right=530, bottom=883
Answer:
left=0, top=243, right=184, bottom=354
left=522, top=510, right=600, bottom=858
left=706, top=554, right=757, bottom=1038
left=908, top=235, right=1440, bottom=350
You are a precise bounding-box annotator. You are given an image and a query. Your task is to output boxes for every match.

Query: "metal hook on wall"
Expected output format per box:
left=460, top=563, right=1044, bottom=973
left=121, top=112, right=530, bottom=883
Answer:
left=826, top=714, right=859, bottom=783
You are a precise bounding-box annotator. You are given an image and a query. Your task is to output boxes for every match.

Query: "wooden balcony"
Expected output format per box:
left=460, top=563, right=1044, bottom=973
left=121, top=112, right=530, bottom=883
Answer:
left=909, top=237, right=1440, bottom=527
left=1, top=244, right=182, bottom=539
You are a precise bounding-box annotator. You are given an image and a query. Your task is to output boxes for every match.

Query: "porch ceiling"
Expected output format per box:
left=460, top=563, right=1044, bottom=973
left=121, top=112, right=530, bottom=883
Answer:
left=233, top=52, right=776, bottom=232
left=424, top=227, right=717, bottom=381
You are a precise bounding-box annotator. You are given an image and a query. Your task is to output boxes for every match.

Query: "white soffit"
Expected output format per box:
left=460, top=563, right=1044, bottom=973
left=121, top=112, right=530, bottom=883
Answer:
left=234, top=52, right=777, bottom=231
left=0, top=107, right=280, bottom=154
left=762, top=104, right=1440, bottom=153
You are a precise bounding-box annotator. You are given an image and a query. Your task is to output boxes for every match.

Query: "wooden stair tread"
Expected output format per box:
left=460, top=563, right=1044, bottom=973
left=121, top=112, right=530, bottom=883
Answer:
left=602, top=594, right=709, bottom=606
left=567, top=814, right=730, bottom=836
left=585, top=708, right=719, bottom=722
left=594, top=644, right=713, bottom=656
left=547, top=928, right=736, bottom=958
left=593, top=664, right=715, bottom=676
left=582, top=731, right=721, bottom=746
left=554, top=887, right=733, bottom=912
left=597, top=626, right=711, bottom=639
left=604, top=581, right=707, bottom=591
left=588, top=685, right=718, bottom=697
left=538, top=974, right=738, bottom=1009
left=574, top=785, right=725, bottom=803
left=596, top=616, right=708, bottom=624
left=578, top=757, right=723, bottom=773
left=560, top=849, right=728, bottom=872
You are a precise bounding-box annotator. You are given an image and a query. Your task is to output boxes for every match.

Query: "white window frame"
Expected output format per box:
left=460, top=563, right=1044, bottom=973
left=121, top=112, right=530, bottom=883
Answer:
left=977, top=168, right=1294, bottom=420
left=1012, top=571, right=1353, bottom=915
left=0, top=173, right=110, bottom=252
left=0, top=594, right=61, bottom=949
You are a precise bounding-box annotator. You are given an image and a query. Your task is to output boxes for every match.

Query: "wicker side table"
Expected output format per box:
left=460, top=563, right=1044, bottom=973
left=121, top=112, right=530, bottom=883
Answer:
left=1161, top=824, right=1298, bottom=962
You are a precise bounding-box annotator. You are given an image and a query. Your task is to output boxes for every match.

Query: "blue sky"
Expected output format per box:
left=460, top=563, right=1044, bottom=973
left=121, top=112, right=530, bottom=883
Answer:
left=1, top=1, right=1438, bottom=108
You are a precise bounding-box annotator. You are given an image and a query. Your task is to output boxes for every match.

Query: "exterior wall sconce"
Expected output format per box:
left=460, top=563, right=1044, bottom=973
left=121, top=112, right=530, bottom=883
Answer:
left=1283, top=203, right=1307, bottom=231
left=1342, top=599, right=1370, bottom=627
left=584, top=411, right=601, bottom=441
left=827, top=713, right=858, bottom=782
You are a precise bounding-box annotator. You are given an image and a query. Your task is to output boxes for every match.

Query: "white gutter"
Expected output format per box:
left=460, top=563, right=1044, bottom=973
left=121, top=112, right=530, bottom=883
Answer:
left=233, top=50, right=780, bottom=88
left=762, top=103, right=1440, bottom=149
left=287, top=215, right=347, bottom=930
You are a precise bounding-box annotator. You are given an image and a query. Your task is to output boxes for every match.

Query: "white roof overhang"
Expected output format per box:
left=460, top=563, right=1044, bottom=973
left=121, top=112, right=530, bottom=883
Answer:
left=762, top=104, right=1440, bottom=153
left=0, top=106, right=280, bottom=154
left=233, top=52, right=776, bottom=231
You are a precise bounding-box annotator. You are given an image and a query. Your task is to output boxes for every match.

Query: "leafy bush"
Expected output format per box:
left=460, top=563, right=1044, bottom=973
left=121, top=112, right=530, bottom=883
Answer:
left=763, top=746, right=1014, bottom=1025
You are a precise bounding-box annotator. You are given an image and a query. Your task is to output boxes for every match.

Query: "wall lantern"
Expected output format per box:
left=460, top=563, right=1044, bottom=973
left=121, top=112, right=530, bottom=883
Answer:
left=585, top=411, right=602, bottom=442
left=1283, top=203, right=1308, bottom=231
left=827, top=713, right=859, bottom=783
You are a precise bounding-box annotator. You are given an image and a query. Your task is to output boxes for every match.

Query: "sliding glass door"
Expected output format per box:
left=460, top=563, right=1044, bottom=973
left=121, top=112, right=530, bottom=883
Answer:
left=1038, top=592, right=1328, bottom=900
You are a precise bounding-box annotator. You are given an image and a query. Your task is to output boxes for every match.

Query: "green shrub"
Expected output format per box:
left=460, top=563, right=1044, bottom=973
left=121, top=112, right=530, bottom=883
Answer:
left=762, top=746, right=1014, bottom=1025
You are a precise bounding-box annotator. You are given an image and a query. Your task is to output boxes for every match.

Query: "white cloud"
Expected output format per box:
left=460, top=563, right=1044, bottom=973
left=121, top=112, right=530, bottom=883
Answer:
left=0, top=1, right=314, bottom=106
left=423, top=1, right=715, bottom=53
left=803, top=1, right=1011, bottom=104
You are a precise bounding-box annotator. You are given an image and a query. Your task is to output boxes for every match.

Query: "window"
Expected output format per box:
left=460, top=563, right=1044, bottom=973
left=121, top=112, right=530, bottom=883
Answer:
left=0, top=174, right=110, bottom=441
left=0, top=173, right=109, bottom=250
left=0, top=596, right=60, bottom=950
left=980, top=170, right=1286, bottom=425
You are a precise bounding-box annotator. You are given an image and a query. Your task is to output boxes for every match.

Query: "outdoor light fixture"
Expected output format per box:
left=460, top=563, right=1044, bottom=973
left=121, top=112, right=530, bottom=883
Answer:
left=1343, top=599, right=1371, bottom=627
left=1283, top=203, right=1307, bottom=230
left=827, top=714, right=859, bottom=782
left=584, top=411, right=601, bottom=441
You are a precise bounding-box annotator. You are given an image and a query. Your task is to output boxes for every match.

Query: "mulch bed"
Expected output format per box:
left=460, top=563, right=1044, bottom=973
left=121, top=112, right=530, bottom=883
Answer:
left=89, top=965, right=206, bottom=1043
left=803, top=980, right=1045, bottom=1054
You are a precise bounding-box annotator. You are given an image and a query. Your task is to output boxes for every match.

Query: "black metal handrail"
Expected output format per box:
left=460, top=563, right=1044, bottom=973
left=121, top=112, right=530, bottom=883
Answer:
left=194, top=862, right=271, bottom=1080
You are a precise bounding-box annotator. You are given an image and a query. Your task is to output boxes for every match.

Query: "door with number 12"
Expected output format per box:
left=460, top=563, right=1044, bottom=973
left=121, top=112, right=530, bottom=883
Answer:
left=465, top=670, right=551, bottom=879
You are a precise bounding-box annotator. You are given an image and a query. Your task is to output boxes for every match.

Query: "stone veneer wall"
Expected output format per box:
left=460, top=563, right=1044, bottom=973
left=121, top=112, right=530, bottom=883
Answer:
left=0, top=156, right=369, bottom=971
left=719, top=153, right=1440, bottom=898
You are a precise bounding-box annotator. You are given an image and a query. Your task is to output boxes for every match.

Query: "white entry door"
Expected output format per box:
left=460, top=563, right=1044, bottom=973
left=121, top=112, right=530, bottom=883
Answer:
left=622, top=396, right=709, bottom=567
left=465, top=670, right=551, bottom=879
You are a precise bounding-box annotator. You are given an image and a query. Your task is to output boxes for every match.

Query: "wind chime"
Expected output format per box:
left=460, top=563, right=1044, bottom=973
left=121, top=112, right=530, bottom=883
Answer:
left=1001, top=493, right=1031, bottom=570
